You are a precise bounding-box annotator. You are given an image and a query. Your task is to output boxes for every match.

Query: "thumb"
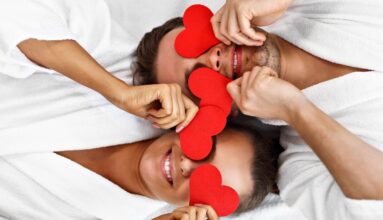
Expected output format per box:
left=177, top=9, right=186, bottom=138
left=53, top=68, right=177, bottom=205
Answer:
left=227, top=80, right=241, bottom=105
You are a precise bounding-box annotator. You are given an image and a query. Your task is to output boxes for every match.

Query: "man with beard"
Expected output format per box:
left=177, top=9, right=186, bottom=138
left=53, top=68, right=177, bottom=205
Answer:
left=131, top=0, right=383, bottom=219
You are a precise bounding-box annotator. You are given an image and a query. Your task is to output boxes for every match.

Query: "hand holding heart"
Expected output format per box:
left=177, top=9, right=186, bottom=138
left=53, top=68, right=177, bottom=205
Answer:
left=175, top=4, right=240, bottom=217
left=227, top=66, right=306, bottom=122
left=180, top=68, right=232, bottom=161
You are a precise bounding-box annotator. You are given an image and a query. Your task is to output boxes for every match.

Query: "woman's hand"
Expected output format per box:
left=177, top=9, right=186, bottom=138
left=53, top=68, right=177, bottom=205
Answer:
left=211, top=0, right=293, bottom=46
left=153, top=205, right=219, bottom=220
left=226, top=66, right=307, bottom=122
left=113, top=83, right=199, bottom=132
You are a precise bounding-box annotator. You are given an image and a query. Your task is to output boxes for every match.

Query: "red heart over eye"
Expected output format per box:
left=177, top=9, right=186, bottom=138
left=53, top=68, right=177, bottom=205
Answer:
left=190, top=164, right=240, bottom=217
left=188, top=67, right=232, bottom=116
left=180, top=106, right=226, bottom=160
left=175, top=4, right=220, bottom=58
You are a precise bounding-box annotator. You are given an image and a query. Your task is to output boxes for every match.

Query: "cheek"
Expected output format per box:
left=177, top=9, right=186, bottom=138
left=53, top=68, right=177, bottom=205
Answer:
left=159, top=180, right=190, bottom=206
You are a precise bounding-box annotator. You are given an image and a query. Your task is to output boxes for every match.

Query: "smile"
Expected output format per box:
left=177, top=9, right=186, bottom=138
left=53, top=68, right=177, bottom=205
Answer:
left=161, top=149, right=173, bottom=185
left=233, top=45, right=242, bottom=78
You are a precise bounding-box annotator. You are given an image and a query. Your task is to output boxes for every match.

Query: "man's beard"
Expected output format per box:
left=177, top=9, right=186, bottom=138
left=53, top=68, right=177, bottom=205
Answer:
left=240, top=33, right=281, bottom=76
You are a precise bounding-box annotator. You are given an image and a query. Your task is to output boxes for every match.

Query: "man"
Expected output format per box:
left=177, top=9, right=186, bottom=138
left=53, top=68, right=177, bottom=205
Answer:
left=131, top=0, right=383, bottom=219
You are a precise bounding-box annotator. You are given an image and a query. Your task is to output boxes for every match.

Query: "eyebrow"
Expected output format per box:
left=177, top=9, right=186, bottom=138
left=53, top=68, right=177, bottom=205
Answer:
left=184, top=62, right=207, bottom=95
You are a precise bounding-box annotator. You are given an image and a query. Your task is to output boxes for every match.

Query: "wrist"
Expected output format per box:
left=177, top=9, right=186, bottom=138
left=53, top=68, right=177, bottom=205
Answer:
left=283, top=94, right=312, bottom=124
left=100, top=76, right=130, bottom=105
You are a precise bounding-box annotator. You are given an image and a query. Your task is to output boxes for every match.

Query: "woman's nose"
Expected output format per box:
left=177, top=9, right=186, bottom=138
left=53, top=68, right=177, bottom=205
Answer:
left=180, top=155, right=202, bottom=177
left=206, top=47, right=222, bottom=71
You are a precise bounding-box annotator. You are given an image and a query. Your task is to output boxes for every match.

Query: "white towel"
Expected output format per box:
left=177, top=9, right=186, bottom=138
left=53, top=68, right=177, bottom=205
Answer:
left=0, top=0, right=306, bottom=219
left=262, top=71, right=383, bottom=220
left=264, top=0, right=383, bottom=72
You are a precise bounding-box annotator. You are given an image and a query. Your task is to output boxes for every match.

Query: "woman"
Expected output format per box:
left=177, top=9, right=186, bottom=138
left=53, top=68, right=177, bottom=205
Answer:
left=56, top=124, right=278, bottom=220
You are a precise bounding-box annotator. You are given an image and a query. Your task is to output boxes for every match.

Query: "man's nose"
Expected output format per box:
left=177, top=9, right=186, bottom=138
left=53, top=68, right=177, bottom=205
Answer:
left=206, top=47, right=222, bottom=72
left=179, top=154, right=203, bottom=177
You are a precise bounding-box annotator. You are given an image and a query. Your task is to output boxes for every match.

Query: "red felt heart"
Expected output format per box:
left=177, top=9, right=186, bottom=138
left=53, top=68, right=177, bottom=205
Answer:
left=180, top=106, right=226, bottom=160
left=175, top=4, right=220, bottom=58
left=188, top=67, right=233, bottom=116
left=190, top=164, right=240, bottom=216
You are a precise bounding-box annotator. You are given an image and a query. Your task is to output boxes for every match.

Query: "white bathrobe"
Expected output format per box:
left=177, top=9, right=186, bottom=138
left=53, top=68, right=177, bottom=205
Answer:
left=1, top=1, right=304, bottom=219
left=1, top=0, right=381, bottom=219
left=260, top=1, right=383, bottom=219
left=262, top=71, right=383, bottom=220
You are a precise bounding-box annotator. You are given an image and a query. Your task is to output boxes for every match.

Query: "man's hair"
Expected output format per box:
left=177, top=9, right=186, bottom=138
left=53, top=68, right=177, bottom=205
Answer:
left=131, top=17, right=183, bottom=85
left=227, top=121, right=281, bottom=215
left=132, top=17, right=280, bottom=214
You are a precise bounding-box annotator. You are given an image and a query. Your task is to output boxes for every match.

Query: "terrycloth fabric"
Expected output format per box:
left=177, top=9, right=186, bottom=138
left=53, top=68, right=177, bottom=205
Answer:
left=262, top=71, right=383, bottom=220
left=0, top=152, right=307, bottom=220
left=0, top=0, right=166, bottom=155
left=0, top=153, right=168, bottom=220
left=264, top=0, right=383, bottom=72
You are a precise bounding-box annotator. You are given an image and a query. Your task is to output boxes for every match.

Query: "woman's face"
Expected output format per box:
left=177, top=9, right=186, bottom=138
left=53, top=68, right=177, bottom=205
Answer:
left=139, top=129, right=255, bottom=205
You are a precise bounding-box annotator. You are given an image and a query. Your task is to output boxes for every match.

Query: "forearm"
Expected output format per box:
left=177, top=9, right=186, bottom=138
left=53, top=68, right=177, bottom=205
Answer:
left=287, top=99, right=383, bottom=199
left=17, top=39, right=127, bottom=103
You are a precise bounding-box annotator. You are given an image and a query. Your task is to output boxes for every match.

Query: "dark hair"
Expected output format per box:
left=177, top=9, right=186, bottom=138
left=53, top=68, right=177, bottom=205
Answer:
left=130, top=17, right=184, bottom=85
left=132, top=16, right=281, bottom=215
left=227, top=119, right=282, bottom=215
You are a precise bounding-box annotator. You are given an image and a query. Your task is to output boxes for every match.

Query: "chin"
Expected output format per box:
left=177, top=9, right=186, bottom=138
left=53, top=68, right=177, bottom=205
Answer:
left=240, top=34, right=281, bottom=76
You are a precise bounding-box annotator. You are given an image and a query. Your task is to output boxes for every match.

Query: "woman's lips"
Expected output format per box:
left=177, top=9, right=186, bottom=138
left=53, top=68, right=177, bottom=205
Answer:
left=160, top=149, right=173, bottom=185
left=233, top=45, right=243, bottom=78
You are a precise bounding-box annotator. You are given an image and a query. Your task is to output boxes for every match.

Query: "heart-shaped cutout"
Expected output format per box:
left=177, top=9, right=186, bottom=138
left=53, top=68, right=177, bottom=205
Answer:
left=180, top=106, right=226, bottom=160
left=190, top=164, right=240, bottom=216
left=175, top=4, right=220, bottom=58
left=188, top=67, right=233, bottom=116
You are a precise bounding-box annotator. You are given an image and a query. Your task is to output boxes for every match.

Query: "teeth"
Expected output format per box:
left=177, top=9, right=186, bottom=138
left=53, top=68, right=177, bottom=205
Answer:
left=233, top=49, right=238, bottom=73
left=164, top=155, right=172, bottom=182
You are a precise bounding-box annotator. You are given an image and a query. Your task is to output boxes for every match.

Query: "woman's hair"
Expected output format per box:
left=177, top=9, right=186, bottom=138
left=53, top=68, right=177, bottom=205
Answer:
left=227, top=115, right=282, bottom=214
left=131, top=16, right=282, bottom=215
left=130, top=17, right=184, bottom=85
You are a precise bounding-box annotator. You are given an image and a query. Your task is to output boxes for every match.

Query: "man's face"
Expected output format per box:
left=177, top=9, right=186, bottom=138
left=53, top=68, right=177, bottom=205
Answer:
left=156, top=27, right=281, bottom=100
left=139, top=129, right=254, bottom=205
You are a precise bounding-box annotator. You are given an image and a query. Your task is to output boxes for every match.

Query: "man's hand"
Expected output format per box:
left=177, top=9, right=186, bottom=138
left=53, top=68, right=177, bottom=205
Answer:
left=211, top=0, right=293, bottom=46
left=115, top=84, right=198, bottom=132
left=226, top=66, right=306, bottom=122
left=153, top=205, right=219, bottom=220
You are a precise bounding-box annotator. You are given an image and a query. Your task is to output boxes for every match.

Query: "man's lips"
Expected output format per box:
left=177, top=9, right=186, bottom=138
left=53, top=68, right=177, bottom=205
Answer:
left=233, top=45, right=243, bottom=78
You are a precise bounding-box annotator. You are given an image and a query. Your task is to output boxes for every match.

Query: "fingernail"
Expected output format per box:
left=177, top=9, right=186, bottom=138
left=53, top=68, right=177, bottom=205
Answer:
left=152, top=124, right=160, bottom=129
left=176, top=126, right=185, bottom=133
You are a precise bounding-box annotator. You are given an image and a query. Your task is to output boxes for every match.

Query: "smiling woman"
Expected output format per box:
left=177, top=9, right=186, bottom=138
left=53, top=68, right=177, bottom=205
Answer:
left=57, top=124, right=278, bottom=217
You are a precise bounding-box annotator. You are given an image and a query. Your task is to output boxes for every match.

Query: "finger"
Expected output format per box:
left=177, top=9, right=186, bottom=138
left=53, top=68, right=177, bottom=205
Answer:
left=228, top=11, right=260, bottom=46
left=160, top=85, right=182, bottom=129
left=175, top=85, right=186, bottom=126
left=187, top=207, right=197, bottom=220
left=227, top=78, right=242, bottom=105
left=195, top=207, right=208, bottom=220
left=176, top=95, right=199, bottom=132
left=181, top=214, right=190, bottom=220
left=148, top=85, right=173, bottom=118
left=211, top=7, right=231, bottom=45
left=219, top=7, right=231, bottom=44
left=149, top=85, right=180, bottom=129
left=225, top=10, right=243, bottom=45
left=238, top=14, right=267, bottom=42
left=241, top=70, right=252, bottom=98
left=195, top=204, right=219, bottom=220
left=256, top=66, right=274, bottom=81
left=248, top=66, right=262, bottom=88
left=170, top=209, right=190, bottom=220
left=147, top=115, right=176, bottom=127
